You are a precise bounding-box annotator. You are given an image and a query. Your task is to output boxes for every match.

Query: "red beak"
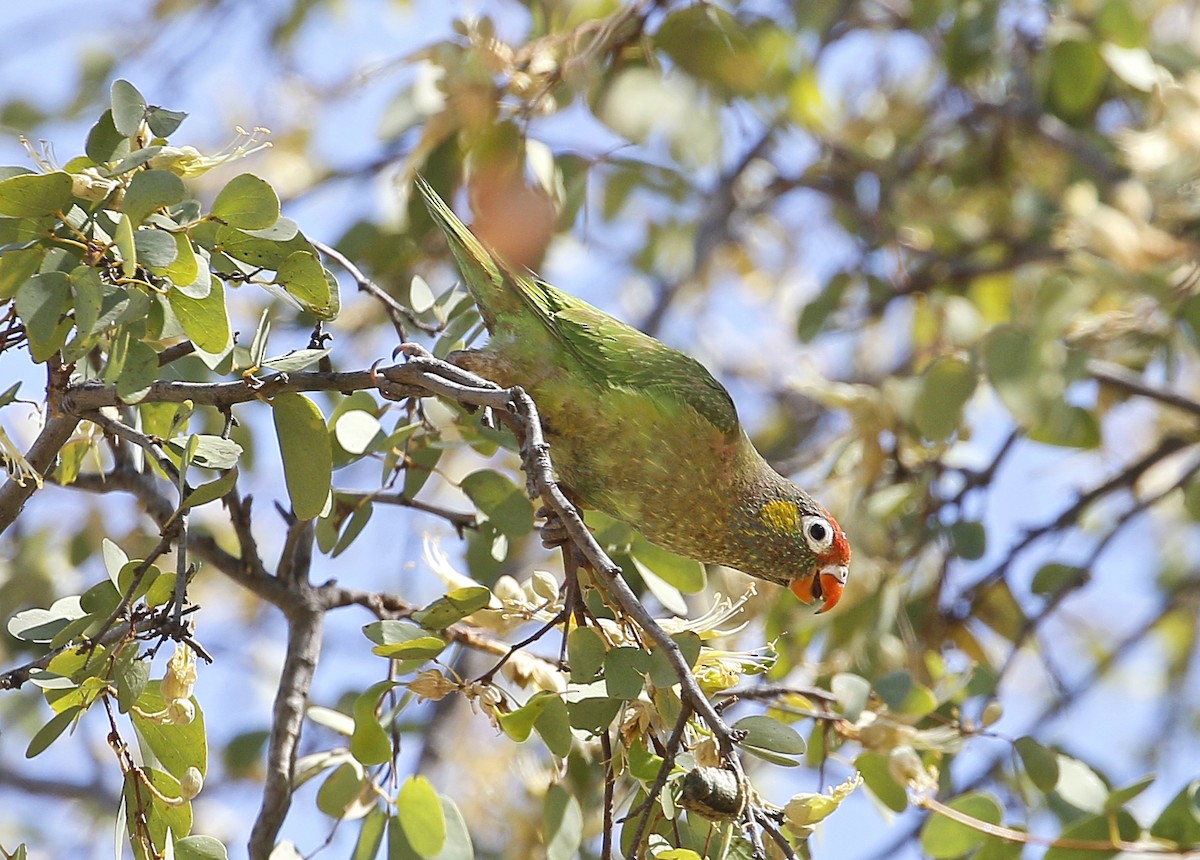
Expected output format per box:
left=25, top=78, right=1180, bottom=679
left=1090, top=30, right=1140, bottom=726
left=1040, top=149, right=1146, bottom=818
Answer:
left=790, top=564, right=848, bottom=613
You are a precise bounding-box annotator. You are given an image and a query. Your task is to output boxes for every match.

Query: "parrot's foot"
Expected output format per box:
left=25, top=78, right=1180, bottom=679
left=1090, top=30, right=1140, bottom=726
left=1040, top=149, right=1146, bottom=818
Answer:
left=537, top=505, right=572, bottom=549
left=392, top=342, right=431, bottom=360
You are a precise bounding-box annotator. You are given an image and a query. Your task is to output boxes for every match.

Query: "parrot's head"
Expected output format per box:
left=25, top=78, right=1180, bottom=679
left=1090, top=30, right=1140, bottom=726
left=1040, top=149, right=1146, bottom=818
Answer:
left=748, top=497, right=850, bottom=613
left=787, top=506, right=850, bottom=613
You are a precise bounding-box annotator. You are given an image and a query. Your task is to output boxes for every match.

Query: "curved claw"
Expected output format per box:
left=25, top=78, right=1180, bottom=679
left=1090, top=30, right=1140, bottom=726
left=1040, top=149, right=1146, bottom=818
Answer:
left=790, top=564, right=848, bottom=613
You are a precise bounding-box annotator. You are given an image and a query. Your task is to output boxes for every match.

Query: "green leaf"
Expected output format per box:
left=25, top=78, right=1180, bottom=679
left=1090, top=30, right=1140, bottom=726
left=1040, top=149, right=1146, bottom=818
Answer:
left=333, top=410, right=384, bottom=456
left=1105, top=774, right=1155, bottom=811
left=412, top=586, right=492, bottom=630
left=1048, top=40, right=1107, bottom=120
left=211, top=173, right=279, bottom=230
left=352, top=806, right=388, bottom=860
left=182, top=468, right=238, bottom=509
left=734, top=714, right=806, bottom=756
left=831, top=673, right=871, bottom=721
left=388, top=812, right=421, bottom=860
left=1043, top=810, right=1139, bottom=860
left=155, top=231, right=200, bottom=286
left=111, top=79, right=148, bottom=137
left=920, top=791, right=1002, bottom=858
left=173, top=835, right=228, bottom=860
left=1016, top=737, right=1060, bottom=793
left=117, top=340, right=159, bottom=403
left=0, top=171, right=74, bottom=217
left=431, top=795, right=475, bottom=860
left=914, top=357, right=976, bottom=442
left=261, top=348, right=331, bottom=374
left=460, top=470, right=533, bottom=536
left=1054, top=754, right=1108, bottom=814
left=398, top=775, right=446, bottom=857
left=168, top=435, right=242, bottom=470
left=647, top=632, right=702, bottom=686
left=122, top=767, right=192, bottom=858
left=1149, top=779, right=1200, bottom=847
left=114, top=647, right=151, bottom=713
left=604, top=647, right=652, bottom=699
left=146, top=107, right=189, bottom=138
left=317, top=761, right=365, bottom=819
left=629, top=535, right=706, bottom=594
left=499, top=690, right=560, bottom=743
left=123, top=169, right=186, bottom=225
left=130, top=682, right=207, bottom=779
left=87, top=110, right=130, bottom=163
left=565, top=687, right=622, bottom=734
left=69, top=266, right=103, bottom=341
left=26, top=705, right=82, bottom=758
left=567, top=627, right=606, bottom=683
left=1031, top=563, right=1086, bottom=598
left=275, top=249, right=337, bottom=319
left=628, top=738, right=664, bottom=782
left=170, top=276, right=231, bottom=354
left=133, top=229, right=178, bottom=268
left=351, top=680, right=397, bottom=767
left=114, top=209, right=136, bottom=276
left=0, top=246, right=45, bottom=299
left=949, top=520, right=986, bottom=561
left=363, top=620, right=447, bottom=660
left=16, top=271, right=71, bottom=362
left=8, top=596, right=85, bottom=642
left=1030, top=403, right=1100, bottom=449
left=874, top=670, right=938, bottom=718
left=543, top=783, right=583, bottom=860
left=856, top=752, right=907, bottom=812
left=272, top=392, right=332, bottom=520
left=533, top=695, right=573, bottom=758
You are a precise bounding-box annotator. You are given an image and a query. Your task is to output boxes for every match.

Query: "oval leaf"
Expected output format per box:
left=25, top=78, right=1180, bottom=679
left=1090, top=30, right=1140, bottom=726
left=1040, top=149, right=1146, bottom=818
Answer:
left=272, top=392, right=332, bottom=521
left=397, top=776, right=446, bottom=857
left=0, top=171, right=74, bottom=217
left=211, top=173, right=280, bottom=230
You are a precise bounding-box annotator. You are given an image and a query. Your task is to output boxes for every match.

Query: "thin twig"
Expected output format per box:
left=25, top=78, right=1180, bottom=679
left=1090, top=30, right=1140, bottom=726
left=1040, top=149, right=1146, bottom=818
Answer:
left=1088, top=359, right=1200, bottom=419
left=312, top=239, right=438, bottom=338
left=336, top=489, right=477, bottom=534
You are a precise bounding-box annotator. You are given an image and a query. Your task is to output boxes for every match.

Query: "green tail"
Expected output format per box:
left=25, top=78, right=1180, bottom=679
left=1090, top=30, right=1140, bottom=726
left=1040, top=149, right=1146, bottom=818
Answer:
left=416, top=176, right=524, bottom=330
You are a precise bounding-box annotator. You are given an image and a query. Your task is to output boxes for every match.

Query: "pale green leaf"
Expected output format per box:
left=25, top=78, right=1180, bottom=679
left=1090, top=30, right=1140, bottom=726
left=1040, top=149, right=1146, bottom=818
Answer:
left=211, top=173, right=279, bottom=230
left=398, top=776, right=446, bottom=858
left=0, top=171, right=74, bottom=217
left=111, top=79, right=148, bottom=137
left=272, top=392, right=332, bottom=521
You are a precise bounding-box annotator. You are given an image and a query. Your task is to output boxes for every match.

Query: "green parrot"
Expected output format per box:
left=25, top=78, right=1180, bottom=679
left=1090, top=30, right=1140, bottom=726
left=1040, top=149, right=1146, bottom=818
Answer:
left=416, top=177, right=850, bottom=612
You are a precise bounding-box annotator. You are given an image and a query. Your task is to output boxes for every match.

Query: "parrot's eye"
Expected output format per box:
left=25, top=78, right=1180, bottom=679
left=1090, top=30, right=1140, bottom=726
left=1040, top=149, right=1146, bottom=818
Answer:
left=801, top=515, right=834, bottom=552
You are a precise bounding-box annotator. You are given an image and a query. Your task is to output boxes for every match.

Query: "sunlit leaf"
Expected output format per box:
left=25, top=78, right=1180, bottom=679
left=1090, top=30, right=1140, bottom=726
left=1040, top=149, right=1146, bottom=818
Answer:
left=271, top=392, right=332, bottom=520
left=397, top=776, right=446, bottom=857
left=211, top=173, right=279, bottom=230
left=0, top=171, right=73, bottom=217
left=110, top=79, right=148, bottom=137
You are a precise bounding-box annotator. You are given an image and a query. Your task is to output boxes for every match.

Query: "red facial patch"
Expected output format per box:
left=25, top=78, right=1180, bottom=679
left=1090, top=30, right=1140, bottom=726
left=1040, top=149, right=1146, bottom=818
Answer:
left=817, top=506, right=851, bottom=566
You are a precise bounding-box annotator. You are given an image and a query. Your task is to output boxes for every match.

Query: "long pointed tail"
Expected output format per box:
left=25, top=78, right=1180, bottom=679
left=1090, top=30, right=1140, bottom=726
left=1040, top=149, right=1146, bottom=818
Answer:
left=415, top=176, right=516, bottom=329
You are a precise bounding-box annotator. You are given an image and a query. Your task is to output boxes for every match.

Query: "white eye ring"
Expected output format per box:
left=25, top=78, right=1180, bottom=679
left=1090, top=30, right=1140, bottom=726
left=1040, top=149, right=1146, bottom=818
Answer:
left=802, top=515, right=834, bottom=552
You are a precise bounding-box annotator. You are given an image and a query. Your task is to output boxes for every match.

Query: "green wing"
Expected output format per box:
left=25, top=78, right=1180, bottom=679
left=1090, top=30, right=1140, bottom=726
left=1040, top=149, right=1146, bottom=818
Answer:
left=417, top=176, right=739, bottom=437
left=546, top=295, right=740, bottom=438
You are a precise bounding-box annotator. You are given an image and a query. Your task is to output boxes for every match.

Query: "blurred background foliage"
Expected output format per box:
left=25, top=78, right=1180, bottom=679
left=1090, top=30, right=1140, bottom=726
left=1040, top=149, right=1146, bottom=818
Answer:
left=2, top=0, right=1200, bottom=858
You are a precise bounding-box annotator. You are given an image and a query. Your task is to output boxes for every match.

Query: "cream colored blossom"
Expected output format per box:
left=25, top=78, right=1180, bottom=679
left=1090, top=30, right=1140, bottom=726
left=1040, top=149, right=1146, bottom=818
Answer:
left=783, top=772, right=863, bottom=835
left=0, top=424, right=42, bottom=488
left=147, top=127, right=271, bottom=177
left=161, top=643, right=197, bottom=702
left=407, top=669, right=457, bottom=702
left=502, top=649, right=566, bottom=693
